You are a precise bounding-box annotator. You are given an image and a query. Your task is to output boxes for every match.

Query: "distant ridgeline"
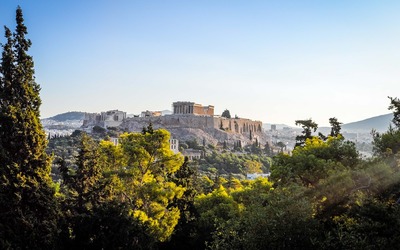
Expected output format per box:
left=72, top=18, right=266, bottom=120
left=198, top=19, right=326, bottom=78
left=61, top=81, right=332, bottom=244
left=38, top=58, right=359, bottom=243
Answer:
left=82, top=101, right=266, bottom=147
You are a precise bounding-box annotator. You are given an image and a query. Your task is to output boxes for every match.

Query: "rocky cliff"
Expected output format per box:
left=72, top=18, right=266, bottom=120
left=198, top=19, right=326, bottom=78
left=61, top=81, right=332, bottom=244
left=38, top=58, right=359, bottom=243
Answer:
left=119, top=115, right=267, bottom=147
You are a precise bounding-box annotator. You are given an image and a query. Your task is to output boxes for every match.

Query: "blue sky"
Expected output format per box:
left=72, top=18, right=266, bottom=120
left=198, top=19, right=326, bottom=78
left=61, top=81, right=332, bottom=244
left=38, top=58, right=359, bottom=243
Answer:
left=1, top=0, right=400, bottom=126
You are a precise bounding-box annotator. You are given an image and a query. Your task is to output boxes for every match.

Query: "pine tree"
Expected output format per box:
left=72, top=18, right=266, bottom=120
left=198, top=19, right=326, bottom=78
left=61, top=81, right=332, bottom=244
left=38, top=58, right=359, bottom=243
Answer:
left=73, top=133, right=103, bottom=212
left=388, top=96, right=400, bottom=128
left=58, top=133, right=106, bottom=248
left=163, top=157, right=199, bottom=249
left=295, top=119, right=318, bottom=147
left=221, top=109, right=231, bottom=118
left=0, top=7, right=58, bottom=248
left=329, top=117, right=342, bottom=137
left=264, top=142, right=271, bottom=156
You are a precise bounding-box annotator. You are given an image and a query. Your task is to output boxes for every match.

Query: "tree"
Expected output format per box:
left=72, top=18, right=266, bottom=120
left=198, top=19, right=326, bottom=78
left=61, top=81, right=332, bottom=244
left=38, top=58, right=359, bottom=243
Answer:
left=244, top=160, right=263, bottom=174
left=194, top=186, right=241, bottom=249
left=329, top=117, right=342, bottom=137
left=58, top=134, right=104, bottom=247
left=117, top=128, right=185, bottom=242
left=275, top=141, right=286, bottom=153
left=162, top=157, right=199, bottom=249
left=57, top=133, right=159, bottom=249
left=142, top=122, right=154, bottom=134
left=295, top=119, right=318, bottom=147
left=209, top=184, right=319, bottom=250
left=92, top=125, right=106, bottom=135
left=264, top=142, right=272, bottom=156
left=0, top=7, right=58, bottom=248
left=388, top=96, right=400, bottom=128
left=318, top=117, right=343, bottom=141
left=57, top=134, right=139, bottom=249
left=372, top=126, right=400, bottom=158
left=372, top=97, right=400, bottom=165
left=71, top=134, right=104, bottom=212
left=271, top=136, right=358, bottom=187
left=221, top=109, right=231, bottom=118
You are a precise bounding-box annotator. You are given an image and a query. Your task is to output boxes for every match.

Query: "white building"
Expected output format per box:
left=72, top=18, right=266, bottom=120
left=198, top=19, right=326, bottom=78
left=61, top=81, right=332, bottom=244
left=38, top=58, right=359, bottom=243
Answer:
left=183, top=149, right=203, bottom=161
left=169, top=138, right=179, bottom=154
left=246, top=173, right=270, bottom=180
left=110, top=137, right=119, bottom=146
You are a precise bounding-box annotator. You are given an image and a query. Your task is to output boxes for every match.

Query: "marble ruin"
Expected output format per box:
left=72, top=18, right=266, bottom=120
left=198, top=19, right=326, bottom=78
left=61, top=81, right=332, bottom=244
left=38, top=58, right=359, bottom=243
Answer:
left=83, top=110, right=126, bottom=128
left=173, top=101, right=214, bottom=116
left=82, top=101, right=265, bottom=147
left=141, top=110, right=162, bottom=117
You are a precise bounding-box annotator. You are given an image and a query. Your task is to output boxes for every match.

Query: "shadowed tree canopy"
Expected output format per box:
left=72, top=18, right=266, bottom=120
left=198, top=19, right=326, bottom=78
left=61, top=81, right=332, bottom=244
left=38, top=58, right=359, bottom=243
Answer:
left=0, top=6, right=58, bottom=249
left=221, top=109, right=231, bottom=118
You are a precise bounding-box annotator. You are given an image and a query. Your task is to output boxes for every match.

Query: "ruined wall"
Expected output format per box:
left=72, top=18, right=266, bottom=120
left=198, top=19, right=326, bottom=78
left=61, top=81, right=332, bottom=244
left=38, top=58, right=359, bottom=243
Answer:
left=120, top=115, right=262, bottom=135
left=141, top=110, right=162, bottom=117
left=214, top=117, right=262, bottom=134
left=83, top=110, right=126, bottom=128
left=193, top=104, right=214, bottom=116
left=101, top=110, right=126, bottom=121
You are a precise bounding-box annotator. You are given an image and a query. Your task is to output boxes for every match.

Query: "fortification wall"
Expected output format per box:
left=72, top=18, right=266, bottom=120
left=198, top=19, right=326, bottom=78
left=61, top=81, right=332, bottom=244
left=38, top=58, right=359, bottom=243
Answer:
left=118, top=115, right=265, bottom=146
left=213, top=117, right=263, bottom=134
left=120, top=115, right=216, bottom=131
left=120, top=115, right=262, bottom=134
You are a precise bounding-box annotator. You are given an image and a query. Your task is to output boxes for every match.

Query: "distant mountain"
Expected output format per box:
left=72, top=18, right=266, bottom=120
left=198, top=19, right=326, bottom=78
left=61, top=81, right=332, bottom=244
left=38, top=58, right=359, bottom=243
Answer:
left=341, top=113, right=393, bottom=133
left=162, top=110, right=173, bottom=116
left=265, top=113, right=393, bottom=134
left=44, top=111, right=86, bottom=121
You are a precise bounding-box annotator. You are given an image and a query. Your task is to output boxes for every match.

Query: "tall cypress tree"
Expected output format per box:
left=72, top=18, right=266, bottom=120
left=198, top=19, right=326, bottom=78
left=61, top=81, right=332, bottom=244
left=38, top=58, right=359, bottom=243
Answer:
left=0, top=7, right=58, bottom=248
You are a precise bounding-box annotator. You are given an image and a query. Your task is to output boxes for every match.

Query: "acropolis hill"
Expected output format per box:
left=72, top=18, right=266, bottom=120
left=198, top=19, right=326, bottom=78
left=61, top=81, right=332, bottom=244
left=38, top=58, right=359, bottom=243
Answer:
left=83, top=101, right=267, bottom=147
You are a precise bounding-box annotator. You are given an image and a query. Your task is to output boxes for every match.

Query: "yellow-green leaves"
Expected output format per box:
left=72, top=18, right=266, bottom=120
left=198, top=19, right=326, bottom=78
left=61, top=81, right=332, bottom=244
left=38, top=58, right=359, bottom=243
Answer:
left=99, top=128, right=185, bottom=242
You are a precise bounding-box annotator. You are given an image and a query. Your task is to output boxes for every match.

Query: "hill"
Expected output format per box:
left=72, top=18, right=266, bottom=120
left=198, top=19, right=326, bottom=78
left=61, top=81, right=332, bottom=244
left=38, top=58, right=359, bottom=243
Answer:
left=44, top=111, right=86, bottom=121
left=341, top=113, right=393, bottom=133
left=265, top=114, right=393, bottom=134
left=42, top=112, right=86, bottom=136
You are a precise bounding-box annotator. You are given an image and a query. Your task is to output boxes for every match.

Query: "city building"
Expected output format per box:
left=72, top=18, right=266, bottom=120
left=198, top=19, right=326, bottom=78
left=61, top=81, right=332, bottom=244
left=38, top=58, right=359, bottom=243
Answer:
left=169, top=138, right=179, bottom=154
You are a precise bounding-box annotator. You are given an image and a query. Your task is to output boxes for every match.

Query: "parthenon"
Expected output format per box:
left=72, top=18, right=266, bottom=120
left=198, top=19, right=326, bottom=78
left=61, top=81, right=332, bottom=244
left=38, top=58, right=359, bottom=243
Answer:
left=172, top=101, right=214, bottom=116
left=83, top=101, right=265, bottom=146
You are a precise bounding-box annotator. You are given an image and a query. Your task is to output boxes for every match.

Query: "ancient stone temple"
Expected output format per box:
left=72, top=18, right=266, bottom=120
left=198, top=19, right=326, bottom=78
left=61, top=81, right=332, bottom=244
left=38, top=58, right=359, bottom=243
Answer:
left=172, top=101, right=214, bottom=116
left=82, top=101, right=267, bottom=148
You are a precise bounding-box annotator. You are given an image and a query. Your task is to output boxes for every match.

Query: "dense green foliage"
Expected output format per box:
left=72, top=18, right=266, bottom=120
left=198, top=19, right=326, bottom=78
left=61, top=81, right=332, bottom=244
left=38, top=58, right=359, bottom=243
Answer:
left=198, top=151, right=271, bottom=175
left=0, top=7, right=58, bottom=249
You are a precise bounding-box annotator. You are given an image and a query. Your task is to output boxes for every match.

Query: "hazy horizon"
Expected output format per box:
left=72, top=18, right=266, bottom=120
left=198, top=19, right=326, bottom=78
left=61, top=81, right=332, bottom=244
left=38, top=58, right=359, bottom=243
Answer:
left=1, top=1, right=399, bottom=126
